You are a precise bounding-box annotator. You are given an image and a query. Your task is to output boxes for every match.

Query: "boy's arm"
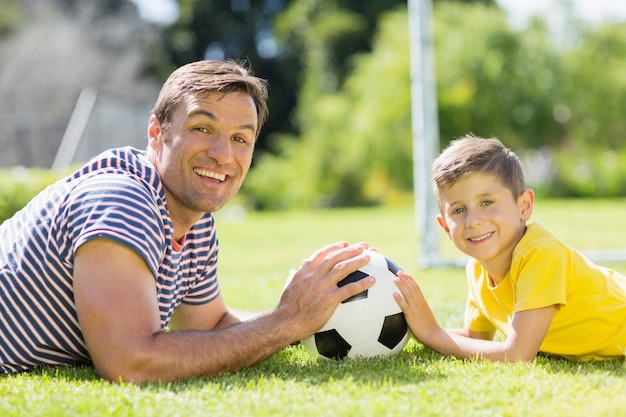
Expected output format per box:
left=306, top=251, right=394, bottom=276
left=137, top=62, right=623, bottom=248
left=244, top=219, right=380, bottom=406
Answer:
left=394, top=271, right=555, bottom=362
left=449, top=327, right=495, bottom=341
left=422, top=307, right=555, bottom=362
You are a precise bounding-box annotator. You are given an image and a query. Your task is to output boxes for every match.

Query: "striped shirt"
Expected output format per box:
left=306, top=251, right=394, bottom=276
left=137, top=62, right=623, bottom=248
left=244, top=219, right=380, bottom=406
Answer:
left=0, top=147, right=220, bottom=373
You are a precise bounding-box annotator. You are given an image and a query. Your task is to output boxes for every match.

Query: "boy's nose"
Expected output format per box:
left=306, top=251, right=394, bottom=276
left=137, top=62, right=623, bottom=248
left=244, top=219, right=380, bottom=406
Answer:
left=465, top=209, right=484, bottom=227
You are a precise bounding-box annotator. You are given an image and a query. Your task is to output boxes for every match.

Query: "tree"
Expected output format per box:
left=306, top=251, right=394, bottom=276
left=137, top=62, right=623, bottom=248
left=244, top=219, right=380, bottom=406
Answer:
left=243, top=1, right=608, bottom=209
left=560, top=22, right=626, bottom=151
left=433, top=2, right=565, bottom=150
left=244, top=6, right=412, bottom=209
left=0, top=0, right=22, bottom=35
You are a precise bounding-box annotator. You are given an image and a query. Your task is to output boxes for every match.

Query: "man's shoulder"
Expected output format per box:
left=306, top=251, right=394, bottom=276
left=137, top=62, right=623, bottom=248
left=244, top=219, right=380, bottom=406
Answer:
left=67, top=147, right=161, bottom=197
left=71, top=147, right=155, bottom=181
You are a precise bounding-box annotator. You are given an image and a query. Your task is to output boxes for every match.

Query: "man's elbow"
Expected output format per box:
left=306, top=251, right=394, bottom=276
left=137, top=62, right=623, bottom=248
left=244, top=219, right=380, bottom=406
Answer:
left=91, top=348, right=171, bottom=384
left=95, top=360, right=156, bottom=384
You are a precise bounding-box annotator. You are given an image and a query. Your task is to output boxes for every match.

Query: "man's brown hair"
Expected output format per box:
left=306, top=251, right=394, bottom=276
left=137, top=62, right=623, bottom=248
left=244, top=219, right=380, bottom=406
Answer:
left=152, top=60, right=269, bottom=138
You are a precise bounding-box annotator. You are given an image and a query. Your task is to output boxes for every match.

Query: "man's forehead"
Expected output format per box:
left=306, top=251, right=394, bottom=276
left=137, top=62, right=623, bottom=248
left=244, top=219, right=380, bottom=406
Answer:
left=181, top=91, right=255, bottom=115
left=178, top=91, right=258, bottom=134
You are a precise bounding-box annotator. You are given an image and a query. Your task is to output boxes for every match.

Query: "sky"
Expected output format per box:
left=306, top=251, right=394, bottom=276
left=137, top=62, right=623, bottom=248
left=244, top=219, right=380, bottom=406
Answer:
left=130, top=0, right=178, bottom=25
left=497, top=0, right=626, bottom=28
left=129, top=0, right=626, bottom=27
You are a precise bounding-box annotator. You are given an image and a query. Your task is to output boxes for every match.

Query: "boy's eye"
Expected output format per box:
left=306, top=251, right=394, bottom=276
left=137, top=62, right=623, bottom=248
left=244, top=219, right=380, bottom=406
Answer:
left=195, top=127, right=209, bottom=133
left=452, top=207, right=465, bottom=215
left=481, top=200, right=494, bottom=206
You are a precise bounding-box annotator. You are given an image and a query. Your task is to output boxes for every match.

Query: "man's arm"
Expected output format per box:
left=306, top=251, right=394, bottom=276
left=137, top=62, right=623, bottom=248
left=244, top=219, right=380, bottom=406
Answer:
left=73, top=238, right=372, bottom=383
left=169, top=302, right=259, bottom=331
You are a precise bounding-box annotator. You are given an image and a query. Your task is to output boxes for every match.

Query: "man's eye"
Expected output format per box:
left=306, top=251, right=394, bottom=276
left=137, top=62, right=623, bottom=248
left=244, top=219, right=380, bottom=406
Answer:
left=196, top=127, right=209, bottom=133
left=232, top=136, right=246, bottom=144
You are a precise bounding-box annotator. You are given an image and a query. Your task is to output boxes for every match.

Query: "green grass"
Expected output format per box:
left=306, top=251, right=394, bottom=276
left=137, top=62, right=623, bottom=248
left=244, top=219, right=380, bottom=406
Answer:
left=2, top=198, right=626, bottom=417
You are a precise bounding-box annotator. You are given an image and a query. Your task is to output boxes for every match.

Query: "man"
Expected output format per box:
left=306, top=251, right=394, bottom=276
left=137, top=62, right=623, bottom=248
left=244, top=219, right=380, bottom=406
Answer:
left=0, top=60, right=374, bottom=383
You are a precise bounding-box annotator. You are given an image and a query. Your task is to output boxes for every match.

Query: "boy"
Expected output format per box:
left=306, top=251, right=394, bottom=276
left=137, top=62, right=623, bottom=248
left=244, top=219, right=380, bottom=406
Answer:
left=394, top=135, right=626, bottom=362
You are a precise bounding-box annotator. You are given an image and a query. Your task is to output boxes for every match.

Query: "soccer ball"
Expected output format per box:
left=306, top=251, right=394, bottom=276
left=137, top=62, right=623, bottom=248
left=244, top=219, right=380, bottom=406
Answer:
left=301, top=249, right=410, bottom=359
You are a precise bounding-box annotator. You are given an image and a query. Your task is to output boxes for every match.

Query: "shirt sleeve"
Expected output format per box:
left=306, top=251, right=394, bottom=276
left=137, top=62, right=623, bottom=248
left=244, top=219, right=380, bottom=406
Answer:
left=62, top=173, right=166, bottom=278
left=510, top=240, right=568, bottom=313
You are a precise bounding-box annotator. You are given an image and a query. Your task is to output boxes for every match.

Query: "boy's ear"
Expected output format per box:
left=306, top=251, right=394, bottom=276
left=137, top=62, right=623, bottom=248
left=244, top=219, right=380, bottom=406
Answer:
left=436, top=214, right=452, bottom=238
left=519, top=188, right=535, bottom=221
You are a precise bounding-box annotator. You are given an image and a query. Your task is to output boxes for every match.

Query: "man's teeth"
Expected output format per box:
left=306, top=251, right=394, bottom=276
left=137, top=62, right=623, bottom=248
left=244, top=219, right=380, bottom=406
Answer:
left=470, top=233, right=491, bottom=242
left=194, top=168, right=226, bottom=182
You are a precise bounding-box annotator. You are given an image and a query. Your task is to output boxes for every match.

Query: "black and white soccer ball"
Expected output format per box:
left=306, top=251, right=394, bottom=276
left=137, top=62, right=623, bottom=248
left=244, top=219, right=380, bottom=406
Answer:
left=302, top=249, right=410, bottom=359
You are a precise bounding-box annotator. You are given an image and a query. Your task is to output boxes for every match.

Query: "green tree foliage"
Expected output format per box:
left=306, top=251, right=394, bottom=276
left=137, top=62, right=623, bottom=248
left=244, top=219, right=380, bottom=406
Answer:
left=0, top=168, right=65, bottom=223
left=244, top=2, right=626, bottom=209
left=537, top=22, right=626, bottom=198
left=434, top=3, right=565, bottom=150
left=245, top=7, right=412, bottom=209
left=0, top=0, right=23, bottom=35
left=560, top=22, right=626, bottom=151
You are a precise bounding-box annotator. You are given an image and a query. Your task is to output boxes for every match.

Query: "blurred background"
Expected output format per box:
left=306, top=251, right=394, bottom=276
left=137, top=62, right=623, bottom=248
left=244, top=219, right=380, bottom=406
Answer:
left=1, top=0, right=625, bottom=211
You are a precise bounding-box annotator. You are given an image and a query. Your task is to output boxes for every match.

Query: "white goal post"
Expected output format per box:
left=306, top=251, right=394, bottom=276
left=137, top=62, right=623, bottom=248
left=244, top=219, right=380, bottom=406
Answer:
left=408, top=0, right=445, bottom=268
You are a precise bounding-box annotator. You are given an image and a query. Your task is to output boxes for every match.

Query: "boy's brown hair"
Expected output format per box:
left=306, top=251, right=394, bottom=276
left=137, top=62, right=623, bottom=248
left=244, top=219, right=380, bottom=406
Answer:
left=431, top=134, right=526, bottom=212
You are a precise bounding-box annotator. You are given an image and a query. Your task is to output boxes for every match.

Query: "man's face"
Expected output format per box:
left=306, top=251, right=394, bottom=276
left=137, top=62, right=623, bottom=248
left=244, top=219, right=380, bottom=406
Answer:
left=148, top=91, right=257, bottom=227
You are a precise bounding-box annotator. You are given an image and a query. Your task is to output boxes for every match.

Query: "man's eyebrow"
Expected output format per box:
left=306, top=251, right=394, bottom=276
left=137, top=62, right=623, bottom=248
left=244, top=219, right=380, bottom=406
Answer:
left=188, top=109, right=256, bottom=133
left=188, top=109, right=218, bottom=121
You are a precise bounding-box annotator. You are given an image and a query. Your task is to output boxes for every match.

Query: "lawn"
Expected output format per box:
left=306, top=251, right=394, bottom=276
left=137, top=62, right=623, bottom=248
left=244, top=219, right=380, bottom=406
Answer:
left=2, top=198, right=626, bottom=417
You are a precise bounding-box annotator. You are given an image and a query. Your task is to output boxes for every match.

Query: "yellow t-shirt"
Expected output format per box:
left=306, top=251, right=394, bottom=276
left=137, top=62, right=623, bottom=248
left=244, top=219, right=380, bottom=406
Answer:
left=465, top=223, right=626, bottom=361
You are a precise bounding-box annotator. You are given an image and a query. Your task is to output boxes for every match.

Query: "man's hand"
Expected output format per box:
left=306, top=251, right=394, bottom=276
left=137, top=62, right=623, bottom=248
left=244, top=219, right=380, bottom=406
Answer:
left=276, top=241, right=374, bottom=342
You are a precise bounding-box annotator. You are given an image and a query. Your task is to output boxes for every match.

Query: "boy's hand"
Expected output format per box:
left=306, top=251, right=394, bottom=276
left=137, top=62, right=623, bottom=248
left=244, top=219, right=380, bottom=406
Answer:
left=393, top=271, right=440, bottom=343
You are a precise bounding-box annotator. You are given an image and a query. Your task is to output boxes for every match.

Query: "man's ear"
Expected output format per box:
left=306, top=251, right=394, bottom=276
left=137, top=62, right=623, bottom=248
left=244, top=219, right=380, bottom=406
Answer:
left=519, top=188, right=535, bottom=221
left=437, top=214, right=452, bottom=239
left=147, top=115, right=163, bottom=153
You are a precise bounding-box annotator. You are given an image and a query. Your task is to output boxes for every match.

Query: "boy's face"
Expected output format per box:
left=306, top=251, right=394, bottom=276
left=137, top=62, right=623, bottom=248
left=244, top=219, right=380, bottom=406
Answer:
left=436, top=172, right=534, bottom=279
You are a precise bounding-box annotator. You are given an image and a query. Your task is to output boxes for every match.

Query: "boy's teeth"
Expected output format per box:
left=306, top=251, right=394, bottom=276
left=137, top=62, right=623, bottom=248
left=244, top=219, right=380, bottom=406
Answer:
left=470, top=233, right=491, bottom=242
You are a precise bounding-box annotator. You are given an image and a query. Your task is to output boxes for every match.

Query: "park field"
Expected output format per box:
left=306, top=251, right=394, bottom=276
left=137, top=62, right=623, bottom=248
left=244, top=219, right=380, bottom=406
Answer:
left=1, top=198, right=626, bottom=417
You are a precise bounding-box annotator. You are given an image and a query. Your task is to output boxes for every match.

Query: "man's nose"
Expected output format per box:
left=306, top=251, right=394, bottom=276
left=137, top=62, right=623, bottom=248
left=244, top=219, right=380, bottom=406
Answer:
left=208, top=134, right=233, bottom=164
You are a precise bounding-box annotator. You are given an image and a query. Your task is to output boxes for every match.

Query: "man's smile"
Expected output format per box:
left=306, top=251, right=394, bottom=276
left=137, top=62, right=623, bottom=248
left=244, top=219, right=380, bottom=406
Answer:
left=193, top=167, right=226, bottom=182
